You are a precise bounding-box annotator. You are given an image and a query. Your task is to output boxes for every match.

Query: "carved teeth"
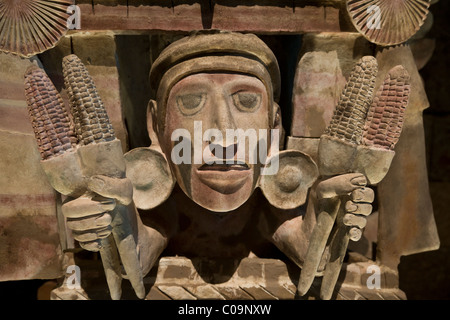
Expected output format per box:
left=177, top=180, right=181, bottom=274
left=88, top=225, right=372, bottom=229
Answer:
left=325, top=56, right=378, bottom=145
left=62, top=54, right=115, bottom=145
left=363, top=65, right=411, bottom=150
left=24, top=66, right=76, bottom=160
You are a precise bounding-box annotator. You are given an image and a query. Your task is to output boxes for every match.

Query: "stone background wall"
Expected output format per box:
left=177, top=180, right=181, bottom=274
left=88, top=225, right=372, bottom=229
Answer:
left=398, top=0, right=450, bottom=300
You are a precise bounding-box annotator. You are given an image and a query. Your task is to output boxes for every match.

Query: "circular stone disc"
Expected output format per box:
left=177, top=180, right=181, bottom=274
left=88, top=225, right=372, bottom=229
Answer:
left=259, top=150, right=318, bottom=210
left=124, top=147, right=175, bottom=210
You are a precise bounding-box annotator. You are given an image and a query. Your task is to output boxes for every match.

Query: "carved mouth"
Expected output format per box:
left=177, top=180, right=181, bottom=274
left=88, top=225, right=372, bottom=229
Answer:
left=198, top=162, right=249, bottom=171
left=195, top=162, right=251, bottom=194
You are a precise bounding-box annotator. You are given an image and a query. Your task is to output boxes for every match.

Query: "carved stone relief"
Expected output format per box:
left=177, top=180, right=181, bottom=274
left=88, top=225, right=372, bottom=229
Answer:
left=0, top=0, right=442, bottom=301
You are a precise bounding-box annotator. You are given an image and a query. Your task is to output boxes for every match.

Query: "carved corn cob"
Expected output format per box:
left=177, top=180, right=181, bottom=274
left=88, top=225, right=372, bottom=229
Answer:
left=318, top=56, right=380, bottom=178
left=24, top=58, right=144, bottom=300
left=325, top=56, right=378, bottom=144
left=59, top=54, right=144, bottom=300
left=363, top=65, right=410, bottom=150
left=298, top=56, right=379, bottom=298
left=317, top=65, right=410, bottom=300
left=62, top=54, right=115, bottom=145
left=24, top=66, right=76, bottom=160
left=299, top=58, right=411, bottom=301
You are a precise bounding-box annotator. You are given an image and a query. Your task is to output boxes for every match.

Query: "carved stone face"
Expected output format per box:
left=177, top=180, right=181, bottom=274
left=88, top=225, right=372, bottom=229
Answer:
left=159, top=72, right=273, bottom=212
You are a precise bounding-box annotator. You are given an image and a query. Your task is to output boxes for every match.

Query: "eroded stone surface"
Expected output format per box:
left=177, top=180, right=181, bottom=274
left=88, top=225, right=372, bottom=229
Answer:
left=0, top=54, right=65, bottom=281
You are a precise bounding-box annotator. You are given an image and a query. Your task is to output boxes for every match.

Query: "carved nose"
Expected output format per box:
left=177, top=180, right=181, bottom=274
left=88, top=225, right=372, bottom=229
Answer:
left=213, top=96, right=237, bottom=131
left=209, top=142, right=238, bottom=160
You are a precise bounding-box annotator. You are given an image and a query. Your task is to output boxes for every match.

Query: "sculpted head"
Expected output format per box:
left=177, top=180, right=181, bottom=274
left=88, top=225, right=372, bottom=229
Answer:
left=147, top=31, right=282, bottom=212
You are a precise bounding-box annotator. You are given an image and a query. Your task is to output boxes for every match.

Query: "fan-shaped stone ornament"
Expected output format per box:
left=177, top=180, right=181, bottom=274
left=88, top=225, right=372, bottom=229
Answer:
left=0, top=0, right=72, bottom=57
left=346, top=0, right=431, bottom=46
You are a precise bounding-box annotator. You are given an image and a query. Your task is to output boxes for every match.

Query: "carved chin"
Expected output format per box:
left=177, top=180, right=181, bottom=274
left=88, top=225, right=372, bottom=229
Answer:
left=188, top=167, right=255, bottom=212
left=195, top=167, right=251, bottom=194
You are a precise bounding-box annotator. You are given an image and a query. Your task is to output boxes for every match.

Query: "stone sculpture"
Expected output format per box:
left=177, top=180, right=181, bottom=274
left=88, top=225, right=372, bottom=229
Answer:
left=23, top=30, right=412, bottom=300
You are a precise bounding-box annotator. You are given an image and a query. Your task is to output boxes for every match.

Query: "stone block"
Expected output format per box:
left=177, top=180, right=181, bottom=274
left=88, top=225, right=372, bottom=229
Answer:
left=237, top=258, right=263, bottom=279
left=214, top=286, right=253, bottom=300
left=157, top=285, right=197, bottom=300
left=240, top=286, right=277, bottom=300
left=0, top=54, right=65, bottom=281
left=145, top=287, right=172, bottom=300
left=286, top=136, right=320, bottom=164
left=291, top=50, right=346, bottom=137
left=290, top=33, right=373, bottom=138
left=264, top=285, right=295, bottom=299
left=185, top=285, right=226, bottom=300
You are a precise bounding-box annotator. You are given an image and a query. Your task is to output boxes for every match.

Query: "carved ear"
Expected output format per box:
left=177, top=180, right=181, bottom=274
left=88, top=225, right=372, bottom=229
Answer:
left=147, top=100, right=161, bottom=150
left=124, top=147, right=175, bottom=210
left=272, top=102, right=282, bottom=128
left=259, top=150, right=319, bottom=210
left=272, top=102, right=285, bottom=149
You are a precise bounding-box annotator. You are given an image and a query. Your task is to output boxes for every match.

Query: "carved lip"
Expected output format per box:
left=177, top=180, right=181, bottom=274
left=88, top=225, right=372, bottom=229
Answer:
left=198, top=162, right=249, bottom=171
left=195, top=163, right=252, bottom=194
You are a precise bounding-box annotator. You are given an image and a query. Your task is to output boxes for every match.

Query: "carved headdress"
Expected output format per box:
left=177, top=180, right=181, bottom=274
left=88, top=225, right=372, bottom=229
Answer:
left=149, top=30, right=281, bottom=129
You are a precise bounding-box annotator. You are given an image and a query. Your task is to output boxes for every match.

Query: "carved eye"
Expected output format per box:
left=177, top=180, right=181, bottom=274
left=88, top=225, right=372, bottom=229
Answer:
left=232, top=92, right=261, bottom=112
left=176, top=93, right=206, bottom=115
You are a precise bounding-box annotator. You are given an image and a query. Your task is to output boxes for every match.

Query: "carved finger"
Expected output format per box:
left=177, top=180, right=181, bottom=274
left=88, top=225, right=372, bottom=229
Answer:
left=297, top=197, right=341, bottom=296
left=62, top=197, right=116, bottom=219
left=316, top=173, right=367, bottom=200
left=111, top=205, right=146, bottom=299
left=73, top=230, right=97, bottom=243
left=351, top=187, right=375, bottom=203
left=88, top=175, right=133, bottom=205
left=73, top=226, right=112, bottom=242
left=66, top=213, right=112, bottom=232
left=345, top=201, right=372, bottom=216
left=348, top=227, right=362, bottom=241
left=80, top=240, right=102, bottom=252
left=343, top=213, right=367, bottom=229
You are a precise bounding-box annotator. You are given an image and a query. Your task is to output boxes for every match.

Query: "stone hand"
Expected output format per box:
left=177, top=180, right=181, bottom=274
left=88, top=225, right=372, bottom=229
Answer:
left=62, top=174, right=145, bottom=299
left=298, top=173, right=374, bottom=299
left=315, top=173, right=374, bottom=241
left=62, top=175, right=133, bottom=251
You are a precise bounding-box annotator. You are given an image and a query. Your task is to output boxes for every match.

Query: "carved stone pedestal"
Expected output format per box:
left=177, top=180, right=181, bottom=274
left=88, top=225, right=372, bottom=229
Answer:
left=50, top=256, right=406, bottom=300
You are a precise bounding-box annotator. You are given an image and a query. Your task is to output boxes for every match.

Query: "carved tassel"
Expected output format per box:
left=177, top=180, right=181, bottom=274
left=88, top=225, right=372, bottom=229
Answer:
left=325, top=56, right=378, bottom=144
left=62, top=54, right=115, bottom=145
left=24, top=65, right=76, bottom=160
left=363, top=65, right=411, bottom=150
